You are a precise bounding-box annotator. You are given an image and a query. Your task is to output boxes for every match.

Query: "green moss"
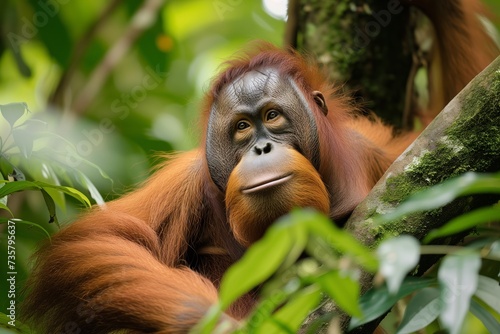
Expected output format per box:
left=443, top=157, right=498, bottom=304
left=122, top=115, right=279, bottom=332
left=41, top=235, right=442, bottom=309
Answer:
left=297, top=0, right=412, bottom=125
left=373, top=67, right=500, bottom=240
left=447, top=69, right=500, bottom=165
left=384, top=67, right=500, bottom=200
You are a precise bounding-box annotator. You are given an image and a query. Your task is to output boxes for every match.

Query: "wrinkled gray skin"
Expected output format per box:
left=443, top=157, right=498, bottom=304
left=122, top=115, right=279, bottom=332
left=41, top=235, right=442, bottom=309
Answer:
left=206, top=67, right=324, bottom=192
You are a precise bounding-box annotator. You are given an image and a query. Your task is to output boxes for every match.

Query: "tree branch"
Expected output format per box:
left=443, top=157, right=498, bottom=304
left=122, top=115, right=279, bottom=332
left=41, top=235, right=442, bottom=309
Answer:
left=302, top=56, right=500, bottom=333
left=49, top=0, right=123, bottom=108
left=71, top=0, right=166, bottom=116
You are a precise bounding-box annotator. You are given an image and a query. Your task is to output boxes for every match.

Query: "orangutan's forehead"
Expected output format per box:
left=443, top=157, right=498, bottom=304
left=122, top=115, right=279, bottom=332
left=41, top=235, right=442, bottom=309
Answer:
left=229, top=68, right=281, bottom=97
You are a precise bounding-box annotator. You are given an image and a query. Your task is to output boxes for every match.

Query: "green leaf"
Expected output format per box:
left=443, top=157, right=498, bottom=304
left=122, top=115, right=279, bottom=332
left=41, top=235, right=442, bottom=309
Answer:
left=349, top=277, right=436, bottom=330
left=12, top=128, right=34, bottom=158
left=256, top=285, right=322, bottom=334
left=22, top=118, right=48, bottom=132
left=475, top=275, right=500, bottom=314
left=7, top=45, right=33, bottom=79
left=0, top=310, right=32, bottom=333
left=377, top=235, right=420, bottom=294
left=306, top=235, right=339, bottom=267
left=219, top=226, right=292, bottom=309
left=36, top=181, right=91, bottom=208
left=192, top=304, right=223, bottom=334
left=297, top=209, right=378, bottom=272
left=36, top=131, right=78, bottom=151
left=4, top=9, right=33, bottom=78
left=0, top=102, right=28, bottom=127
left=379, top=172, right=500, bottom=223
left=35, top=163, right=65, bottom=211
left=0, top=180, right=91, bottom=208
left=40, top=189, right=59, bottom=226
left=0, top=203, right=13, bottom=216
left=79, top=157, right=114, bottom=184
left=469, top=298, right=500, bottom=334
left=34, top=132, right=113, bottom=185
left=396, top=287, right=441, bottom=334
left=76, top=171, right=104, bottom=205
left=490, top=241, right=500, bottom=259
left=0, top=180, right=42, bottom=197
left=218, top=211, right=319, bottom=310
left=318, top=270, right=362, bottom=317
left=245, top=290, right=288, bottom=334
left=438, top=252, right=481, bottom=334
left=0, top=183, right=12, bottom=216
left=0, top=218, right=51, bottom=240
left=424, top=205, right=500, bottom=243
left=279, top=217, right=309, bottom=270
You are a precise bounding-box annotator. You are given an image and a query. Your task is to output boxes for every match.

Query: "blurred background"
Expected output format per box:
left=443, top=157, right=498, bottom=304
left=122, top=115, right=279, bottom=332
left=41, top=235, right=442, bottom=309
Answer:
left=0, top=0, right=286, bottom=314
left=0, top=0, right=499, bottom=330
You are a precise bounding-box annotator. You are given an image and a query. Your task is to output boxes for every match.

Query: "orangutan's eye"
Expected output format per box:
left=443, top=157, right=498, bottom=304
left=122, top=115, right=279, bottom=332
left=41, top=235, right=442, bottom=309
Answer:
left=266, top=110, right=280, bottom=121
left=237, top=120, right=250, bottom=131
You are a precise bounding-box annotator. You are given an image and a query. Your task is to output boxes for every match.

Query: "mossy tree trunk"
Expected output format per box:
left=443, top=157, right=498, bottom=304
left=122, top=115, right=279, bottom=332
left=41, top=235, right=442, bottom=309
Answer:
left=302, top=55, right=500, bottom=333
left=289, top=0, right=413, bottom=127
left=289, top=2, right=500, bottom=332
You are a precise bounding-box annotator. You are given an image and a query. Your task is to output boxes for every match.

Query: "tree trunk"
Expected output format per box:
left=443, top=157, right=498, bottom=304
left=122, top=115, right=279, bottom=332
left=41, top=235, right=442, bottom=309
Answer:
left=301, top=55, right=500, bottom=333
left=291, top=0, right=413, bottom=127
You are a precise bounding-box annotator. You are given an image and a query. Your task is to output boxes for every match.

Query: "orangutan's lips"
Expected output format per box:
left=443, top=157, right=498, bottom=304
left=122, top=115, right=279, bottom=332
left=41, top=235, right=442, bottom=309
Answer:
left=241, top=174, right=292, bottom=194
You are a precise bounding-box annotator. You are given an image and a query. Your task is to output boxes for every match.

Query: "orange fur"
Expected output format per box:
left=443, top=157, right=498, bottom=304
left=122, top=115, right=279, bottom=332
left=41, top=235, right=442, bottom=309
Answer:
left=404, top=0, right=500, bottom=123
left=226, top=148, right=329, bottom=246
left=22, top=151, right=242, bottom=333
left=21, top=1, right=498, bottom=333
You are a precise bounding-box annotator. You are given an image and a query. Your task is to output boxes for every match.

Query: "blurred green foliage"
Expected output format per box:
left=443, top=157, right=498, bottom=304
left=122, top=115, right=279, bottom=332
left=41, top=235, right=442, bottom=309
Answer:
left=197, top=174, right=500, bottom=334
left=0, top=0, right=285, bottom=189
left=0, top=0, right=284, bottom=320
